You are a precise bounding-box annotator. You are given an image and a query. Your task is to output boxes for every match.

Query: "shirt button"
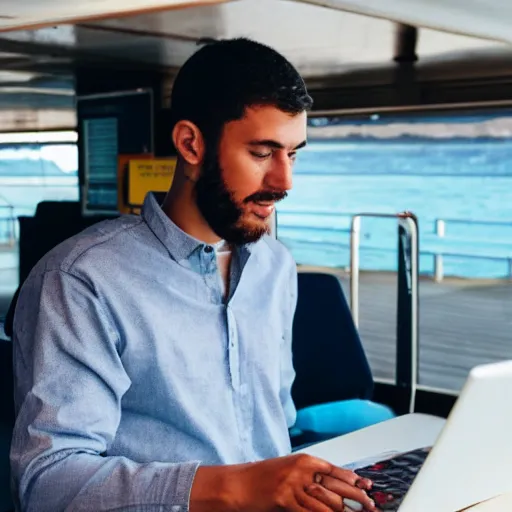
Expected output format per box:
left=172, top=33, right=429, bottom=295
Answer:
left=204, top=245, right=213, bottom=253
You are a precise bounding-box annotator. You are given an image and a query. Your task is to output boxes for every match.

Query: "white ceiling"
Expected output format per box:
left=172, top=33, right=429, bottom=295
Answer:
left=83, top=0, right=397, bottom=75
left=0, top=0, right=232, bottom=31
left=0, top=0, right=508, bottom=79
left=297, top=0, right=512, bottom=44
left=0, top=0, right=512, bottom=46
left=0, top=0, right=511, bottom=132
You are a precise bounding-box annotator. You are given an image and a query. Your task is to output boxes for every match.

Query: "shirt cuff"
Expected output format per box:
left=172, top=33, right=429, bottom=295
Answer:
left=162, top=460, right=202, bottom=511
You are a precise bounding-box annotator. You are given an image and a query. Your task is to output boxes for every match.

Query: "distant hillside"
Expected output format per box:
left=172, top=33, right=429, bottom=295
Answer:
left=308, top=116, right=512, bottom=140
left=0, top=159, right=77, bottom=177
left=307, top=135, right=512, bottom=144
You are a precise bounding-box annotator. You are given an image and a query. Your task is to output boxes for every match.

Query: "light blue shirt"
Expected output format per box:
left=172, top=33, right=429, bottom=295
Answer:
left=10, top=193, right=298, bottom=512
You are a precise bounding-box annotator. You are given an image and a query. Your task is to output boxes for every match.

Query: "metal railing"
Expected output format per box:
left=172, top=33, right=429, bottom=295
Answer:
left=277, top=208, right=512, bottom=281
left=351, top=212, right=420, bottom=413
left=277, top=208, right=420, bottom=414
left=349, top=212, right=417, bottom=324
left=432, top=218, right=512, bottom=281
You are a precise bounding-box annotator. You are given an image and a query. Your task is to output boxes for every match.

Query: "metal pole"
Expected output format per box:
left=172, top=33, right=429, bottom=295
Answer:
left=397, top=215, right=419, bottom=413
left=434, top=219, right=445, bottom=282
left=350, top=215, right=361, bottom=328
left=348, top=211, right=419, bottom=414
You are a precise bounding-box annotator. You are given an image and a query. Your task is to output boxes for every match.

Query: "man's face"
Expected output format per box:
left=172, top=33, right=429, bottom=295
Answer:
left=195, top=105, right=307, bottom=245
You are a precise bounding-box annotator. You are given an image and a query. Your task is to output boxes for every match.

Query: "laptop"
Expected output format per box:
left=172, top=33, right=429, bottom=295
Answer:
left=343, top=360, right=512, bottom=512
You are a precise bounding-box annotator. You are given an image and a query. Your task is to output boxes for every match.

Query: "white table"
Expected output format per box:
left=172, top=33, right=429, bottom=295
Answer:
left=299, top=413, right=512, bottom=511
left=298, top=412, right=445, bottom=468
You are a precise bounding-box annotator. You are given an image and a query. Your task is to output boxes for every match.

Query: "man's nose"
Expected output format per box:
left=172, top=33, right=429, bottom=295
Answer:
left=265, top=153, right=293, bottom=191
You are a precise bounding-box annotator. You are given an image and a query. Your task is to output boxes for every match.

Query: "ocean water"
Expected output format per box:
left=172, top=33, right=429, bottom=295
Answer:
left=2, top=139, right=512, bottom=279
left=277, top=140, right=512, bottom=279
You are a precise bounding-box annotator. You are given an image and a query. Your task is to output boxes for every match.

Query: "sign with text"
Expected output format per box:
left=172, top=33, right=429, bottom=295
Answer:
left=128, top=158, right=177, bottom=207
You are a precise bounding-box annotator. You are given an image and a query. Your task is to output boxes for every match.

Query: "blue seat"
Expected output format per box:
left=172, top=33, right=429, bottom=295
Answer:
left=290, top=272, right=394, bottom=446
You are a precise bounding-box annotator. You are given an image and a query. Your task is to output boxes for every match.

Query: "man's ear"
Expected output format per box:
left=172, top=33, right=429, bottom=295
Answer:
left=172, top=120, right=205, bottom=167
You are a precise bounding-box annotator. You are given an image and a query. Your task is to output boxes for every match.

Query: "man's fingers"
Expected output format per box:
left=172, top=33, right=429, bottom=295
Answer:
left=301, top=455, right=372, bottom=490
left=297, top=486, right=335, bottom=512
left=306, top=483, right=345, bottom=511
left=290, top=499, right=317, bottom=512
left=299, top=454, right=334, bottom=475
left=311, top=476, right=378, bottom=512
left=325, top=465, right=371, bottom=488
left=355, top=477, right=373, bottom=491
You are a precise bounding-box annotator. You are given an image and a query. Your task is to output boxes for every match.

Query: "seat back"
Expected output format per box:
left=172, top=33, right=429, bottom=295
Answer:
left=291, top=272, right=374, bottom=410
left=18, top=200, right=112, bottom=284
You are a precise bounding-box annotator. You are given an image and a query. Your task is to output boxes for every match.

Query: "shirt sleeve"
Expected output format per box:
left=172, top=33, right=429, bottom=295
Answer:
left=11, top=268, right=200, bottom=512
left=280, top=261, right=298, bottom=429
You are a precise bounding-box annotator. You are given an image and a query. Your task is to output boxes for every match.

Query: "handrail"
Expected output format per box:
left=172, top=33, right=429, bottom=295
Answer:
left=279, top=236, right=512, bottom=260
left=349, top=212, right=418, bottom=327
left=278, top=209, right=512, bottom=281
left=436, top=217, right=512, bottom=227
left=432, top=218, right=511, bottom=281
left=278, top=208, right=512, bottom=229
left=280, top=235, right=512, bottom=283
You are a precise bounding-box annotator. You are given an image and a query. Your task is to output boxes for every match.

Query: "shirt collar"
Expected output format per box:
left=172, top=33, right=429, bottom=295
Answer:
left=142, top=192, right=203, bottom=262
left=141, top=192, right=255, bottom=263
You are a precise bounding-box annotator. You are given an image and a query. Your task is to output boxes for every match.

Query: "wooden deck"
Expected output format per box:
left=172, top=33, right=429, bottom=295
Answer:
left=2, top=262, right=511, bottom=391
left=311, top=268, right=512, bottom=392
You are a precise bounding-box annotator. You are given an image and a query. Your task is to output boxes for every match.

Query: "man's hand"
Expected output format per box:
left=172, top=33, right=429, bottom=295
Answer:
left=306, top=468, right=375, bottom=511
left=190, top=453, right=377, bottom=512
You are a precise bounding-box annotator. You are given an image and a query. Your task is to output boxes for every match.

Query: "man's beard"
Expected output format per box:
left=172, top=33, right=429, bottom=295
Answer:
left=195, top=152, right=287, bottom=245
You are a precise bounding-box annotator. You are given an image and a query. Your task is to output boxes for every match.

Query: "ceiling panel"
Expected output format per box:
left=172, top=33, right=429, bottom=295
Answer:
left=0, top=0, right=232, bottom=31
left=0, top=0, right=397, bottom=76
left=296, top=0, right=512, bottom=44
left=0, top=0, right=510, bottom=86
left=2, top=0, right=512, bottom=45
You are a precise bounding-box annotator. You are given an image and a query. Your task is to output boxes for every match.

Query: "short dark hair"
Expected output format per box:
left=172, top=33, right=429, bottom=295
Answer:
left=169, top=38, right=313, bottom=146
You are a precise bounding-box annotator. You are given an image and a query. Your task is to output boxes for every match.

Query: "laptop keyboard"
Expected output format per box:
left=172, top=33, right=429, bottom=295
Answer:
left=354, top=447, right=431, bottom=511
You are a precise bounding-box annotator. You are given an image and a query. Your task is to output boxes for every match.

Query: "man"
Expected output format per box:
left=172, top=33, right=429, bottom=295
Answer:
left=10, top=38, right=377, bottom=512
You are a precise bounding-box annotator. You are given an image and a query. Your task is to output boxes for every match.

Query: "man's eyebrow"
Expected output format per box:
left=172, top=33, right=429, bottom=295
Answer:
left=248, top=139, right=307, bottom=151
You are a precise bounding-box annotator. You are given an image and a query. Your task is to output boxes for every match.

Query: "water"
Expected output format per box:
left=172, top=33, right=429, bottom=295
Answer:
left=277, top=140, right=512, bottom=279
left=2, top=140, right=512, bottom=279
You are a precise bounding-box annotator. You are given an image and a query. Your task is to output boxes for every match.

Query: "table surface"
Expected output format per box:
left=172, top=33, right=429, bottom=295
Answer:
left=298, top=413, right=445, bottom=467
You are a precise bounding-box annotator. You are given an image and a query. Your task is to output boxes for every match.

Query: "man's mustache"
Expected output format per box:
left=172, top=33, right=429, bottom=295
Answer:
left=244, top=190, right=288, bottom=204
